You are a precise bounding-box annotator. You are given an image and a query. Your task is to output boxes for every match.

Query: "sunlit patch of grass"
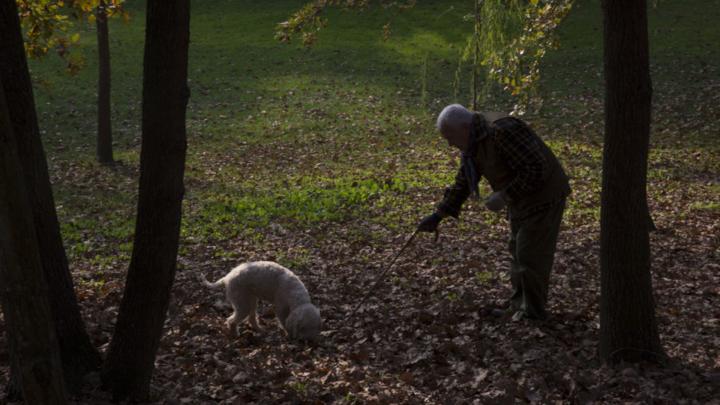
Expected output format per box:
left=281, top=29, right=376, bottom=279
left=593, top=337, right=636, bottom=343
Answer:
left=182, top=163, right=458, bottom=239
left=689, top=201, right=720, bottom=212
left=59, top=209, right=135, bottom=261
left=379, top=31, right=457, bottom=61
left=187, top=176, right=414, bottom=238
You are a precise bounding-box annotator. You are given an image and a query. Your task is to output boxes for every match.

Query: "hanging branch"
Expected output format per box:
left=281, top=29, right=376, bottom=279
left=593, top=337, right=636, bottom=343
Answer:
left=278, top=0, right=574, bottom=112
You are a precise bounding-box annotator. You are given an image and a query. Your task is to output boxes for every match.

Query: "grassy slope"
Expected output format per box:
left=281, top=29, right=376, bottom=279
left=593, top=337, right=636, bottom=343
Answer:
left=33, top=0, right=719, bottom=255
left=18, top=0, right=720, bottom=402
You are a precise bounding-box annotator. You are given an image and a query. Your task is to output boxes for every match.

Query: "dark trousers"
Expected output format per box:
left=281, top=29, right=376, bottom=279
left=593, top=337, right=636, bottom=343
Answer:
left=508, top=200, right=565, bottom=320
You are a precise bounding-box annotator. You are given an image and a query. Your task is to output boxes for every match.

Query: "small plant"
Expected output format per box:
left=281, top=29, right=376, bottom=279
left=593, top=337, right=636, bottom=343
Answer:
left=289, top=381, right=307, bottom=395
left=343, top=392, right=359, bottom=404
left=690, top=201, right=720, bottom=211
left=277, top=248, right=312, bottom=270
left=475, top=270, right=493, bottom=284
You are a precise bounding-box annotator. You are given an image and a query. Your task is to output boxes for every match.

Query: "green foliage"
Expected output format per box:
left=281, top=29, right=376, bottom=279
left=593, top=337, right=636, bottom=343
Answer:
left=276, top=247, right=313, bottom=271
left=278, top=0, right=573, bottom=113
left=16, top=0, right=129, bottom=74
left=462, top=0, right=574, bottom=113
left=64, top=0, right=128, bottom=29
left=192, top=176, right=411, bottom=239
left=17, top=1, right=76, bottom=64
left=276, top=0, right=416, bottom=46
left=690, top=201, right=720, bottom=212
left=288, top=381, right=308, bottom=395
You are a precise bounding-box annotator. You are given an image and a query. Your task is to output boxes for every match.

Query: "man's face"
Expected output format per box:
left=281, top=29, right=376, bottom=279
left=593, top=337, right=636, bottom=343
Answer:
left=440, top=122, right=471, bottom=152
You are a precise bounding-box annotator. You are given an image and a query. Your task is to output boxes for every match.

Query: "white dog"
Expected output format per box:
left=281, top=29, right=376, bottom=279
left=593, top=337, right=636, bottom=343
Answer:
left=200, top=261, right=321, bottom=342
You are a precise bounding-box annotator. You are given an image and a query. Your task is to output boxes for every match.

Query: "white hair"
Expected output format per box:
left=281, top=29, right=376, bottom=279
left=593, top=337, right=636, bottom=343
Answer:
left=436, top=104, right=474, bottom=132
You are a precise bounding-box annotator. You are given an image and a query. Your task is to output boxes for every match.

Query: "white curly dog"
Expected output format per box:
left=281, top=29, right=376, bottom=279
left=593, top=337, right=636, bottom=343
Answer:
left=200, top=261, right=321, bottom=342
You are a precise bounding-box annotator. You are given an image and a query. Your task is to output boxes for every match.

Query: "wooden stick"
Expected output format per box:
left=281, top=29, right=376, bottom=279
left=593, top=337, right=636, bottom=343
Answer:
left=348, top=229, right=424, bottom=318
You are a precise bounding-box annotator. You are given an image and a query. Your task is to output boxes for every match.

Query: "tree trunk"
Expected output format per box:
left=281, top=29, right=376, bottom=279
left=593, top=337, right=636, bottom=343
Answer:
left=0, top=79, right=68, bottom=405
left=96, top=0, right=114, bottom=164
left=599, top=0, right=664, bottom=363
left=0, top=0, right=101, bottom=395
left=101, top=0, right=190, bottom=401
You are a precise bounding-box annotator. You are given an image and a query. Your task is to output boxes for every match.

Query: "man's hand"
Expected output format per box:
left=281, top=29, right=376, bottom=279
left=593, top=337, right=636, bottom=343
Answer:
left=417, top=213, right=443, bottom=232
left=485, top=191, right=508, bottom=212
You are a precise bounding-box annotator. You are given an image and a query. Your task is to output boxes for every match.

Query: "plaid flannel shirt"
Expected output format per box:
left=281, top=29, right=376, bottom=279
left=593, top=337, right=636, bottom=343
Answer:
left=437, top=117, right=553, bottom=218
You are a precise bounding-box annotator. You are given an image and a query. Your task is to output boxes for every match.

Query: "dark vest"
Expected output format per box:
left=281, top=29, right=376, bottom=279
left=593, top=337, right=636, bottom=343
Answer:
left=474, top=114, right=571, bottom=219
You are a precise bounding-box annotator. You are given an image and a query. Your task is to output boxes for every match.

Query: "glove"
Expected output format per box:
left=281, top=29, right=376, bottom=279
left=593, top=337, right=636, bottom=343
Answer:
left=417, top=213, right=443, bottom=232
left=485, top=191, right=508, bottom=212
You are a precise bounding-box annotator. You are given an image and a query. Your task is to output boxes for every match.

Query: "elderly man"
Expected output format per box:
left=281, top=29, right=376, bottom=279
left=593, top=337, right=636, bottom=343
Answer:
left=419, top=104, right=570, bottom=321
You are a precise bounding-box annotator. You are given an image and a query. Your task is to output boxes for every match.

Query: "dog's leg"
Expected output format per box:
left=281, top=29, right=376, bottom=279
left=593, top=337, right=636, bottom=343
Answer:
left=273, top=298, right=292, bottom=335
left=247, top=298, right=260, bottom=329
left=274, top=297, right=290, bottom=326
left=227, top=298, right=254, bottom=336
left=225, top=313, right=239, bottom=336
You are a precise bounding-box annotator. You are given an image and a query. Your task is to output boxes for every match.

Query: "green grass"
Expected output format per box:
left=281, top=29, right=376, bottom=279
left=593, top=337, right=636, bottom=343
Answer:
left=690, top=201, right=720, bottom=212
left=26, top=0, right=720, bottom=262
left=189, top=176, right=411, bottom=237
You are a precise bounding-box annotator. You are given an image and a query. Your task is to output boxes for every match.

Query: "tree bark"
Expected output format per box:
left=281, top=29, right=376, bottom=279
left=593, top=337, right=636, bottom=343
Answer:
left=101, top=0, right=190, bottom=401
left=0, top=79, right=68, bottom=405
left=0, top=0, right=101, bottom=395
left=599, top=0, right=664, bottom=363
left=96, top=0, right=114, bottom=164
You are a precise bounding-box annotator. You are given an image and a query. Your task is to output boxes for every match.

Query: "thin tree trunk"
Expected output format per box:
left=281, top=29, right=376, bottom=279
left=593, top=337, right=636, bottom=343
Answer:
left=101, top=0, right=190, bottom=401
left=599, top=0, right=664, bottom=363
left=0, top=79, right=68, bottom=405
left=96, top=0, right=114, bottom=164
left=0, top=0, right=101, bottom=395
left=471, top=0, right=480, bottom=110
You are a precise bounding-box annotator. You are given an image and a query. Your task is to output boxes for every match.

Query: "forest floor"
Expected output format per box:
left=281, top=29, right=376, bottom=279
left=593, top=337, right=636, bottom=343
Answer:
left=2, top=0, right=720, bottom=403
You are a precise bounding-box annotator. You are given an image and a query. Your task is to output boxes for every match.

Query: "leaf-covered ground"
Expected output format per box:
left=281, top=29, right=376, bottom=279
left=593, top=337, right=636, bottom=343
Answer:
left=2, top=0, right=719, bottom=403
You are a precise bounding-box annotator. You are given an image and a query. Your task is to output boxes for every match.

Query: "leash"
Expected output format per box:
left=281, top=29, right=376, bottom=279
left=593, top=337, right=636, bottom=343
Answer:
left=348, top=228, right=437, bottom=318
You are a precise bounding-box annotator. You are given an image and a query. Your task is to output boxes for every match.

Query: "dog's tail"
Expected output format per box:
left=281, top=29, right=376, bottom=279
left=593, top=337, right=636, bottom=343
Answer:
left=198, top=273, right=225, bottom=290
